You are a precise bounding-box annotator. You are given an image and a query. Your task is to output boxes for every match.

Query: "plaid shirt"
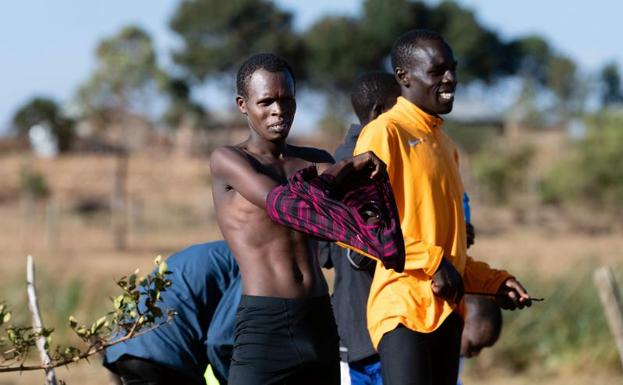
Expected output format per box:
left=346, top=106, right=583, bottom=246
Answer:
left=266, top=166, right=405, bottom=272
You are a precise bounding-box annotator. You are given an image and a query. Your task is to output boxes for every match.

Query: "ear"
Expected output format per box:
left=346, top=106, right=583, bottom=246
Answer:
left=368, top=103, right=385, bottom=122
left=395, top=67, right=409, bottom=88
left=236, top=95, right=247, bottom=114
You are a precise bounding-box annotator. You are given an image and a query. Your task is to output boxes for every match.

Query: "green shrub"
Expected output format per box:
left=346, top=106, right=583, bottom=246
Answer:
left=472, top=142, right=535, bottom=204
left=444, top=123, right=500, bottom=154
left=540, top=111, right=623, bottom=213
left=19, top=166, right=50, bottom=200
left=489, top=265, right=620, bottom=372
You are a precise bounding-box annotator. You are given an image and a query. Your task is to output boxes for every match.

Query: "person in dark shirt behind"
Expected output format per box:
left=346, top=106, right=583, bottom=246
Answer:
left=319, top=72, right=401, bottom=385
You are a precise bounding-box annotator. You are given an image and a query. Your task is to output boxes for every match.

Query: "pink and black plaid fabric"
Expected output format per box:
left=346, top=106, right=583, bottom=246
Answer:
left=266, top=166, right=405, bottom=272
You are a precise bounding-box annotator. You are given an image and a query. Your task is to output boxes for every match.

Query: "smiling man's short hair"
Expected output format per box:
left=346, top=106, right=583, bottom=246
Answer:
left=391, top=29, right=447, bottom=71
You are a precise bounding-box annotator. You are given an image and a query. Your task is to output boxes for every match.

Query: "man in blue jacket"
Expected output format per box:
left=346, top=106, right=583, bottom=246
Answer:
left=104, top=240, right=240, bottom=385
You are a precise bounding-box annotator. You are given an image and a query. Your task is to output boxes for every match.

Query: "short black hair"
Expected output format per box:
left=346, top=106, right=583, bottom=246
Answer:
left=391, top=29, right=447, bottom=71
left=350, top=72, right=401, bottom=124
left=465, top=295, right=503, bottom=340
left=236, top=53, right=295, bottom=98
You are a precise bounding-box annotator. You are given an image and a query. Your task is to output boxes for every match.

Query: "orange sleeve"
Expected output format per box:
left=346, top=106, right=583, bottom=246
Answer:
left=463, top=256, right=512, bottom=293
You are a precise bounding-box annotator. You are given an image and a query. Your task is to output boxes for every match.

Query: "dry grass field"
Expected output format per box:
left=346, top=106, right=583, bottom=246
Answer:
left=1, top=150, right=622, bottom=384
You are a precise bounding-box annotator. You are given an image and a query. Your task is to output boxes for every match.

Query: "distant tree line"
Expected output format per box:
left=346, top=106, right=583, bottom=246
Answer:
left=11, top=0, right=623, bottom=151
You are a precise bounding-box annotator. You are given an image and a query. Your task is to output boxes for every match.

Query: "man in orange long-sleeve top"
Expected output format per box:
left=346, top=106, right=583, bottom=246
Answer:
left=354, top=29, right=532, bottom=385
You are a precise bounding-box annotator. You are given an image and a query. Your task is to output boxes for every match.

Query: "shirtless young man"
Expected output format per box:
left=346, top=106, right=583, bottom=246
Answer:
left=209, top=53, right=384, bottom=385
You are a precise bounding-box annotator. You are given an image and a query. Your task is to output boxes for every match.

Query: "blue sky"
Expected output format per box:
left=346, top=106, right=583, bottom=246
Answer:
left=1, top=0, right=620, bottom=134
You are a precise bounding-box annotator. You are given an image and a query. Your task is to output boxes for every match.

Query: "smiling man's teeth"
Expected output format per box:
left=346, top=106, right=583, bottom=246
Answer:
left=439, top=92, right=454, bottom=100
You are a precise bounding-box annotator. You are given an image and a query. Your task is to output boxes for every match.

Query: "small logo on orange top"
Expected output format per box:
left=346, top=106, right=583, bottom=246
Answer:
left=408, top=138, right=423, bottom=146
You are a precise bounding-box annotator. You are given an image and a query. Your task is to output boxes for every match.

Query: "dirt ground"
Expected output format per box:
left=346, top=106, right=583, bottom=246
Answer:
left=1, top=362, right=620, bottom=385
left=1, top=152, right=622, bottom=384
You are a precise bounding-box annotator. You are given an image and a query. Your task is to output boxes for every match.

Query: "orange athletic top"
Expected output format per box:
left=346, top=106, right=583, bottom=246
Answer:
left=354, top=97, right=511, bottom=348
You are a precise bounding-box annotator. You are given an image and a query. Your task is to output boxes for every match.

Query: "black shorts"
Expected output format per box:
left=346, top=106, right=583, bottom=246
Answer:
left=228, top=295, right=340, bottom=385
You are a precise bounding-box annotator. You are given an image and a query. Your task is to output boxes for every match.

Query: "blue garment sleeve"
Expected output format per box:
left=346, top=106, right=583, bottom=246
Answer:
left=462, top=192, right=471, bottom=224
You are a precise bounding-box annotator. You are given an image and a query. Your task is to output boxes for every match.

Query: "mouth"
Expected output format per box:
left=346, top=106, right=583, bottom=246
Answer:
left=268, top=121, right=291, bottom=133
left=438, top=91, right=455, bottom=103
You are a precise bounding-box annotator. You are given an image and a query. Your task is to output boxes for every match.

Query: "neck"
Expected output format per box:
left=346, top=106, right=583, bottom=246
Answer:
left=245, top=135, right=287, bottom=159
left=400, top=93, right=439, bottom=118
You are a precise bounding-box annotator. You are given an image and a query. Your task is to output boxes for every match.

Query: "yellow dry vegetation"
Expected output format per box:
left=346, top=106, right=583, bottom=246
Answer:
left=0, top=149, right=621, bottom=385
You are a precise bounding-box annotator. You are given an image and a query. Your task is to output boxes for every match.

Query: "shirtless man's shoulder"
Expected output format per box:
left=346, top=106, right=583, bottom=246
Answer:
left=210, top=143, right=334, bottom=188
left=209, top=144, right=250, bottom=171
left=286, top=144, right=334, bottom=165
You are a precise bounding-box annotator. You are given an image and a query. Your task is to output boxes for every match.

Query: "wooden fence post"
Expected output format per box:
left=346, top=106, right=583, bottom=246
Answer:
left=26, top=255, right=58, bottom=385
left=593, top=266, right=623, bottom=370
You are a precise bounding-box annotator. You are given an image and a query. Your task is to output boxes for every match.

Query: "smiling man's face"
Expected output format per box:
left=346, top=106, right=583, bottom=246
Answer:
left=397, top=39, right=458, bottom=116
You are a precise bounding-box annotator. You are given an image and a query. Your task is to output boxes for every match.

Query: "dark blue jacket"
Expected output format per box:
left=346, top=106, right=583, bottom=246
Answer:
left=104, top=241, right=240, bottom=382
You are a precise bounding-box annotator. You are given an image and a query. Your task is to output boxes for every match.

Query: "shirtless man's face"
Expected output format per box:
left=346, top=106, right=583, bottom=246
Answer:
left=237, top=69, right=296, bottom=141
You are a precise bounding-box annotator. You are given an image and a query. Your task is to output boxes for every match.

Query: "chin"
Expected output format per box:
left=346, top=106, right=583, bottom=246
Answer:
left=436, top=102, right=454, bottom=115
left=270, top=132, right=289, bottom=141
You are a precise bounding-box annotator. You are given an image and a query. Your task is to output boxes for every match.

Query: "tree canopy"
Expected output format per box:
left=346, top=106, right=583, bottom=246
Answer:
left=12, top=97, right=75, bottom=152
left=76, top=25, right=164, bottom=123
left=169, top=0, right=304, bottom=83
left=47, top=0, right=599, bottom=136
left=303, top=16, right=374, bottom=92
left=599, top=62, right=623, bottom=107
left=168, top=0, right=539, bottom=95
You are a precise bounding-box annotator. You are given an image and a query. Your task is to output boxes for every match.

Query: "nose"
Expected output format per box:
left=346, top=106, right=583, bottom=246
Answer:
left=271, top=101, right=284, bottom=116
left=443, top=69, right=457, bottom=85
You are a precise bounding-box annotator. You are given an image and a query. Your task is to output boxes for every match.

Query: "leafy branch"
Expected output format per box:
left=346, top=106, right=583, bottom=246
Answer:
left=0, top=255, right=175, bottom=373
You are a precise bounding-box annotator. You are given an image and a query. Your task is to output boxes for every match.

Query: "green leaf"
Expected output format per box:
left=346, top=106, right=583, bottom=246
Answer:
left=128, top=273, right=137, bottom=289
left=158, top=260, right=168, bottom=275
left=113, top=294, right=124, bottom=308
left=91, top=316, right=107, bottom=333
